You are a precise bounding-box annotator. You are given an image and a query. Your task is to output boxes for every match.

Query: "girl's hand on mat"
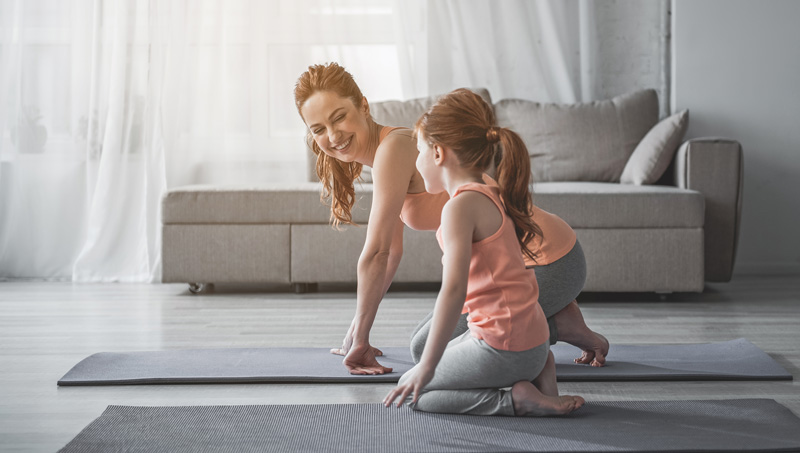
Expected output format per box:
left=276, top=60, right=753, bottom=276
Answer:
left=383, top=366, right=434, bottom=408
left=343, top=343, right=392, bottom=375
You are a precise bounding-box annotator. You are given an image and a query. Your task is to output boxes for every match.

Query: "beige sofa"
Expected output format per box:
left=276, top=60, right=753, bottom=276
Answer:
left=161, top=89, right=743, bottom=294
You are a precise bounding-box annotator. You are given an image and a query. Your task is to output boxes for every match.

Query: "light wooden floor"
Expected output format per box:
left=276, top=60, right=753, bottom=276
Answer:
left=1, top=276, right=799, bottom=452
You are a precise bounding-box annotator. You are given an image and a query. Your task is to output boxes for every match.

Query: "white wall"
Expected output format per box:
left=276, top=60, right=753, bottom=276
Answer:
left=672, top=0, right=800, bottom=276
left=594, top=0, right=669, bottom=115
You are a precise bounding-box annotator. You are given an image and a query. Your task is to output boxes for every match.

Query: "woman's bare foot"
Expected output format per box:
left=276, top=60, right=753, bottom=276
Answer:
left=553, top=300, right=609, bottom=367
left=574, top=332, right=608, bottom=367
left=511, top=381, right=585, bottom=416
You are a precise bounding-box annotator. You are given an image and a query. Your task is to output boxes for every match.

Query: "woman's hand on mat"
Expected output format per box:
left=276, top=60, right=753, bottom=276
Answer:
left=383, top=365, right=434, bottom=408
left=343, top=343, right=392, bottom=375
left=330, top=323, right=383, bottom=357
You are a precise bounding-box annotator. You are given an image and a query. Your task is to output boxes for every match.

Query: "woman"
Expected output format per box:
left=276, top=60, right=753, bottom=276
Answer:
left=293, top=62, right=607, bottom=375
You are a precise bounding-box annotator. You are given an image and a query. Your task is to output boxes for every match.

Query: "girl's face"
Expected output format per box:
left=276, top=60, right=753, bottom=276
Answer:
left=301, top=90, right=369, bottom=163
left=415, top=132, right=445, bottom=193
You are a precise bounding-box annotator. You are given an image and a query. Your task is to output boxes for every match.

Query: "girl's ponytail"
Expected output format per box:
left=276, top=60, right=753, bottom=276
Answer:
left=494, top=128, right=542, bottom=262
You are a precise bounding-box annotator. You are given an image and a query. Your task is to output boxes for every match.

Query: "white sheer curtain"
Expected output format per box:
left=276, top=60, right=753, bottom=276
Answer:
left=0, top=0, right=602, bottom=281
left=428, top=0, right=597, bottom=103
left=0, top=0, right=421, bottom=281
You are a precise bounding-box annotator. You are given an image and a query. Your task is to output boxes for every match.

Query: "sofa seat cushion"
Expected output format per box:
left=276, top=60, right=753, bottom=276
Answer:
left=533, top=182, right=704, bottom=228
left=163, top=182, right=703, bottom=230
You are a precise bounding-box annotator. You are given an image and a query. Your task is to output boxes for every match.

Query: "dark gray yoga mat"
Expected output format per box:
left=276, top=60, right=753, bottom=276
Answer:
left=551, top=337, right=792, bottom=382
left=59, top=399, right=800, bottom=453
left=58, top=338, right=791, bottom=385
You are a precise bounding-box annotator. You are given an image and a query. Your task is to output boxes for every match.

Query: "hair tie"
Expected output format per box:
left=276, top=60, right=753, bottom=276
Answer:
left=486, top=126, right=501, bottom=144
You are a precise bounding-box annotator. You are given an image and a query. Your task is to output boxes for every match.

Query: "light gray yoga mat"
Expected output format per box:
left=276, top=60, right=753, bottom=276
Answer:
left=59, top=399, right=800, bottom=453
left=58, top=338, right=791, bottom=386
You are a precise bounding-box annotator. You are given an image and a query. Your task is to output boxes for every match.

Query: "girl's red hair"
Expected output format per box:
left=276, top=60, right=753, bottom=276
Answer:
left=415, top=88, right=542, bottom=261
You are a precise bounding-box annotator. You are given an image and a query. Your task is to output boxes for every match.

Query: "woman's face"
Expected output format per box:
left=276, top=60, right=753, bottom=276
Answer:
left=415, top=132, right=445, bottom=193
left=300, top=90, right=369, bottom=163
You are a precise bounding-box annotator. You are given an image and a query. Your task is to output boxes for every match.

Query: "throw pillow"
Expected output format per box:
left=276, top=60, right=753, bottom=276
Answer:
left=621, top=109, right=689, bottom=185
left=494, top=89, right=660, bottom=183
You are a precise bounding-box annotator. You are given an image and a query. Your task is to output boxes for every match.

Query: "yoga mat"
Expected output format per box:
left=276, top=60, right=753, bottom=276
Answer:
left=59, top=399, right=800, bottom=453
left=58, top=338, right=791, bottom=386
left=551, top=337, right=793, bottom=382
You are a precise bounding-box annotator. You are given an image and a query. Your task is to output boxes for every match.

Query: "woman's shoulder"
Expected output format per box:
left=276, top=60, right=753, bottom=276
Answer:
left=378, top=127, right=415, bottom=149
left=373, top=127, right=417, bottom=165
left=380, top=126, right=413, bottom=140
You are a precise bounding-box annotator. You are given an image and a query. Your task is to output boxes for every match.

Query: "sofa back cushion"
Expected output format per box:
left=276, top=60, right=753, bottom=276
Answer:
left=494, top=89, right=659, bottom=182
left=370, top=88, right=493, bottom=128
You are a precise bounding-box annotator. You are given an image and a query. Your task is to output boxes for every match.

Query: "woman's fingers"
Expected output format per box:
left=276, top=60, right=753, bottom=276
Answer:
left=330, top=348, right=344, bottom=356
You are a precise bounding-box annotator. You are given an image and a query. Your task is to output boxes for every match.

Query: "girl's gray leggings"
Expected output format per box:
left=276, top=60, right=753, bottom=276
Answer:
left=410, top=239, right=586, bottom=363
left=401, top=331, right=549, bottom=416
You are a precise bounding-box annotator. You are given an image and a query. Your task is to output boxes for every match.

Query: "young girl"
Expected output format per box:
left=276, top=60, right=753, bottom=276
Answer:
left=383, top=89, right=585, bottom=416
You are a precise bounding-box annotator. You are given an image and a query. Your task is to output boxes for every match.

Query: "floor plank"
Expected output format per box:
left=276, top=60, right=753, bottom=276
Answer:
left=1, top=276, right=798, bottom=452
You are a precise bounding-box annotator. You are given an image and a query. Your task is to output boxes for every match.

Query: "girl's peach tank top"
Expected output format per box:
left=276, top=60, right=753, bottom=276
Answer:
left=436, top=183, right=549, bottom=351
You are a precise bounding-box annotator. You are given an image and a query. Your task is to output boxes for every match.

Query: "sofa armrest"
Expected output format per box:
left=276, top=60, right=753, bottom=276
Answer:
left=674, top=138, right=743, bottom=282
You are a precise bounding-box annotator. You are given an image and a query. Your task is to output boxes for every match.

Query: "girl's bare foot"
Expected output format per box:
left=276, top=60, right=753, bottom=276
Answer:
left=511, top=381, right=585, bottom=416
left=532, top=351, right=559, bottom=397
left=553, top=300, right=609, bottom=367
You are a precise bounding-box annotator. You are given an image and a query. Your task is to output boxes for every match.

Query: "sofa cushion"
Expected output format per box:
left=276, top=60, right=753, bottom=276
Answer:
left=370, top=88, right=493, bottom=129
left=532, top=182, right=704, bottom=228
left=494, top=90, right=659, bottom=183
left=163, top=182, right=704, bottom=230
left=621, top=109, right=689, bottom=185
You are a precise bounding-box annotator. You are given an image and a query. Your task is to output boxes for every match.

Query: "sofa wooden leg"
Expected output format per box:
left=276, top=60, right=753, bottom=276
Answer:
left=656, top=291, right=672, bottom=301
left=293, top=283, right=318, bottom=294
left=188, top=283, right=213, bottom=294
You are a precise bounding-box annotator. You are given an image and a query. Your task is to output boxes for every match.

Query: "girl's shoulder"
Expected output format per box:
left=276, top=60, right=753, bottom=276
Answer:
left=443, top=188, right=504, bottom=242
left=444, top=186, right=499, bottom=220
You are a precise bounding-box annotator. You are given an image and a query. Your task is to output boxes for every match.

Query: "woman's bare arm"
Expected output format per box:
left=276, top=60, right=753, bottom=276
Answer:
left=342, top=133, right=418, bottom=374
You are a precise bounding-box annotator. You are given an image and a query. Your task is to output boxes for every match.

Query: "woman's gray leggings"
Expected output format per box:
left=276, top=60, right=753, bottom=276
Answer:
left=401, top=331, right=549, bottom=416
left=410, top=240, right=586, bottom=363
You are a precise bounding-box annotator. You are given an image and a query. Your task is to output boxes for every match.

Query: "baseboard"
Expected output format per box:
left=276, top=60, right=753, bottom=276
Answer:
left=733, top=262, right=800, bottom=276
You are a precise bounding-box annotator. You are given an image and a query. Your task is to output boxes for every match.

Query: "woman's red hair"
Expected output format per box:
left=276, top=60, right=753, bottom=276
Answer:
left=294, top=62, right=365, bottom=227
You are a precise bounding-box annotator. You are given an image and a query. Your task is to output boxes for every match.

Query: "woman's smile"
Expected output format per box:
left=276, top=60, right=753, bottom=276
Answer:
left=330, top=136, right=353, bottom=153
